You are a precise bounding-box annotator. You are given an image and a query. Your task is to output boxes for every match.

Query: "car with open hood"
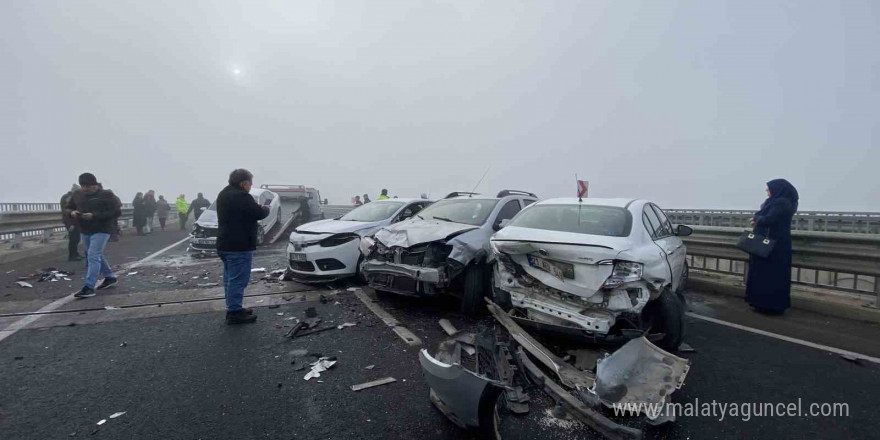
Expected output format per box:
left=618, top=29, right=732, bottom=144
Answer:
left=490, top=197, right=692, bottom=351
left=360, top=190, right=538, bottom=314
left=189, top=187, right=281, bottom=255
left=287, top=198, right=433, bottom=282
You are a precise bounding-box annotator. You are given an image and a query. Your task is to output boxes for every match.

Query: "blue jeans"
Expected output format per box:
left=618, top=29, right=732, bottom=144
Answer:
left=147, top=216, right=154, bottom=232
left=219, top=251, right=253, bottom=312
left=81, top=233, right=115, bottom=289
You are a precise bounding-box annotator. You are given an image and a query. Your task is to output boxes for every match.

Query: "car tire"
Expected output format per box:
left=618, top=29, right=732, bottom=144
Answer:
left=256, top=227, right=265, bottom=246
left=642, top=288, right=685, bottom=352
left=460, top=263, right=488, bottom=316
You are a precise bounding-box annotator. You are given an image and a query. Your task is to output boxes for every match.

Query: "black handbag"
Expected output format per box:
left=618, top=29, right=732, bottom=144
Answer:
left=736, top=227, right=776, bottom=258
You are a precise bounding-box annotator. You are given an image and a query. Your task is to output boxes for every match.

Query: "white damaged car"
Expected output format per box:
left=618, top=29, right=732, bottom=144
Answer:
left=287, top=198, right=433, bottom=282
left=189, top=187, right=281, bottom=255
left=490, top=198, right=691, bottom=350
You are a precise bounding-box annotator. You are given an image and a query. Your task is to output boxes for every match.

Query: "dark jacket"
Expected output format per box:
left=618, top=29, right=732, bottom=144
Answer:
left=61, top=192, right=77, bottom=227
left=216, top=185, right=269, bottom=252
left=133, top=196, right=147, bottom=228
left=65, top=189, right=122, bottom=234
left=189, top=196, right=212, bottom=220
left=745, top=179, right=799, bottom=312
left=143, top=195, right=157, bottom=217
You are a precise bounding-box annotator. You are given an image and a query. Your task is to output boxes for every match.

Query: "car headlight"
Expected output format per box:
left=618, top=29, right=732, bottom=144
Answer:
left=319, top=233, right=359, bottom=248
left=359, top=236, right=376, bottom=256
left=601, top=261, right=644, bottom=289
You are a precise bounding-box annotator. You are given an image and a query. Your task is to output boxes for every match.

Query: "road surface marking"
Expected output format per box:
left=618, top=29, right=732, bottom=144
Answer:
left=0, top=236, right=190, bottom=343
left=353, top=288, right=422, bottom=346
left=687, top=312, right=880, bottom=365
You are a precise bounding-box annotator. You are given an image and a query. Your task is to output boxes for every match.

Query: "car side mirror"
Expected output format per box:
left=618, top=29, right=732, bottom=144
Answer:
left=676, top=225, right=693, bottom=237
left=494, top=218, right=511, bottom=231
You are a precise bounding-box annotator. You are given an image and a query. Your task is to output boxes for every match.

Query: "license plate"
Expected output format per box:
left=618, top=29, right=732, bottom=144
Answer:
left=290, top=253, right=307, bottom=262
left=192, top=238, right=215, bottom=245
left=527, top=255, right=574, bottom=280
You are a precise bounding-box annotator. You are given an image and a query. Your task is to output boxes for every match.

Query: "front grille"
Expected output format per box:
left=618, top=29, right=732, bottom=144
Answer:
left=193, top=227, right=218, bottom=238
left=316, top=258, right=346, bottom=271
left=289, top=260, right=315, bottom=272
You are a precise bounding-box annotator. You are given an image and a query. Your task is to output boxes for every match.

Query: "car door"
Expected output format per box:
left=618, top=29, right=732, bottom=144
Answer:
left=651, top=204, right=685, bottom=289
left=643, top=204, right=682, bottom=291
left=493, top=199, right=522, bottom=230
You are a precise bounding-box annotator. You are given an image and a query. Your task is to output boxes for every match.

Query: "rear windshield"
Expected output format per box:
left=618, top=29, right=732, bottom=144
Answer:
left=417, top=199, right=499, bottom=226
left=508, top=204, right=632, bottom=237
left=340, top=202, right=404, bottom=222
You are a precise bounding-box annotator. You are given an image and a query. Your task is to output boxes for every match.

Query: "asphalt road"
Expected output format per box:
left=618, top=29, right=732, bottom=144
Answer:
left=1, top=231, right=879, bottom=439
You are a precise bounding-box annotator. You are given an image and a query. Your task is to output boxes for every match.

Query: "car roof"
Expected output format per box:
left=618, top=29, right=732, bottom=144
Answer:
left=370, top=198, right=427, bottom=203
left=532, top=197, right=639, bottom=208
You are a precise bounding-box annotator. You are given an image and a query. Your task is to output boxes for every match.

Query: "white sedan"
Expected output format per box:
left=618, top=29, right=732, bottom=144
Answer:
left=189, top=188, right=281, bottom=254
left=490, top=198, right=692, bottom=351
left=287, top=198, right=432, bottom=282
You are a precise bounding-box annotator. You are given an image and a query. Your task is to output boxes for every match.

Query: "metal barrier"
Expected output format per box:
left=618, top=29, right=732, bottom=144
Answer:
left=682, top=226, right=880, bottom=306
left=0, top=205, right=135, bottom=247
left=667, top=209, right=880, bottom=234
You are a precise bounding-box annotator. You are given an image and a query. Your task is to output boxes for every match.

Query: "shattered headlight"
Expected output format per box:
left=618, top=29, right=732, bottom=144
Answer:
left=601, top=261, right=643, bottom=289
left=359, top=236, right=376, bottom=256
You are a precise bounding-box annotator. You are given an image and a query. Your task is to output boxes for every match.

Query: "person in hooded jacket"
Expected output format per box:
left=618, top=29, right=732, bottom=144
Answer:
left=745, top=179, right=799, bottom=314
left=143, top=190, right=157, bottom=234
left=157, top=195, right=170, bottom=230
left=65, top=173, right=121, bottom=298
left=132, top=192, right=147, bottom=236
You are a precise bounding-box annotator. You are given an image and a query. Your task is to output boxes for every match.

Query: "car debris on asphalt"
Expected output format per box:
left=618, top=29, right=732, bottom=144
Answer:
left=304, top=356, right=337, bottom=380
left=351, top=377, right=397, bottom=392
left=15, top=281, right=33, bottom=288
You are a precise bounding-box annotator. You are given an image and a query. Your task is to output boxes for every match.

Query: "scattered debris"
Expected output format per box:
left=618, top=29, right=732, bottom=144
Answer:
left=5, top=269, right=14, bottom=274
left=304, top=356, right=337, bottom=380
left=127, top=272, right=138, bottom=276
left=337, top=322, right=357, bottom=329
left=96, top=420, right=106, bottom=426
left=104, top=306, right=121, bottom=310
left=351, top=377, right=397, bottom=392
left=678, top=342, right=696, bottom=353
left=347, top=287, right=359, bottom=292
left=276, top=312, right=285, bottom=316
left=15, top=281, right=33, bottom=288
left=119, top=342, right=127, bottom=347
left=365, top=365, right=375, bottom=370
left=108, top=412, right=126, bottom=419
left=251, top=268, right=267, bottom=273
left=438, top=319, right=458, bottom=336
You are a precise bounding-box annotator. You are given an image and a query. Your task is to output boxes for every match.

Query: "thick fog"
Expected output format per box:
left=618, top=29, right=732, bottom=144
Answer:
left=1, top=1, right=878, bottom=211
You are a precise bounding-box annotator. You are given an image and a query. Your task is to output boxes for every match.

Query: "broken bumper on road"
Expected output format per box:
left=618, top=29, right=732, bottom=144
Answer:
left=361, top=260, right=445, bottom=296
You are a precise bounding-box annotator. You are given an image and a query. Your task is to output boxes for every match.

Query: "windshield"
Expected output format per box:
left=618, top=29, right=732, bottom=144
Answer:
left=340, top=201, right=404, bottom=222
left=417, top=199, right=499, bottom=226
left=509, top=204, right=632, bottom=237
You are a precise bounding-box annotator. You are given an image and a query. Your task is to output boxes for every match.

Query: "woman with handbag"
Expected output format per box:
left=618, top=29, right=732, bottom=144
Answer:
left=745, top=179, right=799, bottom=314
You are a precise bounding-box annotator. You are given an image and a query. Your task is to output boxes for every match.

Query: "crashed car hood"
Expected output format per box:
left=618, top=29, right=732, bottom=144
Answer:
left=375, top=219, right=479, bottom=248
left=195, top=210, right=218, bottom=229
left=295, top=218, right=380, bottom=235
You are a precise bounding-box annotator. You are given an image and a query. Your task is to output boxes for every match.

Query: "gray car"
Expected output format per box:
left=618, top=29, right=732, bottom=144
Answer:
left=359, top=190, right=538, bottom=314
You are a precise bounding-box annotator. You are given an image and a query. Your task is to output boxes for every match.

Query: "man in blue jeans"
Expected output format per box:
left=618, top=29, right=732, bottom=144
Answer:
left=65, top=173, right=122, bottom=298
left=216, top=169, right=269, bottom=324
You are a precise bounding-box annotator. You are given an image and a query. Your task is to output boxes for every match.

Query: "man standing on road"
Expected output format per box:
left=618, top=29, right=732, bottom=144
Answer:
left=217, top=169, right=269, bottom=324
left=176, top=194, right=189, bottom=231
left=65, top=173, right=121, bottom=298
left=61, top=184, right=83, bottom=261
left=377, top=189, right=389, bottom=200
left=188, top=193, right=211, bottom=221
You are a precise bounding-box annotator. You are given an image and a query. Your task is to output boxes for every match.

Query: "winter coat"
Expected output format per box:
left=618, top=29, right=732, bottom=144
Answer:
left=157, top=199, right=170, bottom=218
left=216, top=184, right=269, bottom=252
left=143, top=195, right=157, bottom=217
left=132, top=196, right=147, bottom=228
left=745, top=179, right=799, bottom=313
left=64, top=189, right=122, bottom=234
left=188, top=197, right=212, bottom=220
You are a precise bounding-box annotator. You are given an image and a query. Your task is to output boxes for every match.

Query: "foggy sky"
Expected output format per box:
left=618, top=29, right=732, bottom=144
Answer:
left=2, top=0, right=878, bottom=211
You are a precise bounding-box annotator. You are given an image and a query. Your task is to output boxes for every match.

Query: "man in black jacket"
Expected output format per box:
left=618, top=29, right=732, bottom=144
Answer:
left=61, top=184, right=83, bottom=261
left=65, top=173, right=122, bottom=298
left=188, top=193, right=212, bottom=221
left=217, top=169, right=269, bottom=324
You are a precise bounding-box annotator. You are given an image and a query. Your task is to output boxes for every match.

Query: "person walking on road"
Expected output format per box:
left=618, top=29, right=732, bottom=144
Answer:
left=188, top=193, right=211, bottom=221
left=377, top=189, right=389, bottom=200
left=157, top=195, right=170, bottom=231
left=217, top=169, right=269, bottom=324
left=65, top=173, right=120, bottom=298
left=143, top=190, right=157, bottom=234
left=363, top=193, right=371, bottom=204
left=132, top=192, right=147, bottom=236
left=176, top=194, right=189, bottom=231
left=746, top=179, right=799, bottom=315
left=61, top=184, right=83, bottom=261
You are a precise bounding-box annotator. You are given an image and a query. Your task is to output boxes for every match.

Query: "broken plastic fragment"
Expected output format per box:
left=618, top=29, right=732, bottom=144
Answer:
left=251, top=268, right=267, bottom=273
left=96, top=420, right=106, bottom=426
left=304, top=357, right=337, bottom=380
left=15, top=281, right=33, bottom=288
left=104, top=306, right=121, bottom=310
left=108, top=412, right=126, bottom=419
left=351, top=377, right=396, bottom=392
left=337, top=322, right=357, bottom=329
left=127, top=272, right=138, bottom=276
left=365, top=365, right=375, bottom=370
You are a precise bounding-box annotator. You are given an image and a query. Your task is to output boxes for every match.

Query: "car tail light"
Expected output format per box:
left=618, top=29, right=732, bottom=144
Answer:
left=601, top=261, right=644, bottom=289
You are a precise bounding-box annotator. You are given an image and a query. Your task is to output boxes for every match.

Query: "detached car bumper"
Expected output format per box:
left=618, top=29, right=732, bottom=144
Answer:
left=361, top=260, right=445, bottom=295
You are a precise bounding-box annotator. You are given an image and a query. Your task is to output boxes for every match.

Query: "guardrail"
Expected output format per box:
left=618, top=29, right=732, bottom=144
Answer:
left=0, top=205, right=135, bottom=247
left=667, top=209, right=880, bottom=234
left=682, top=226, right=880, bottom=306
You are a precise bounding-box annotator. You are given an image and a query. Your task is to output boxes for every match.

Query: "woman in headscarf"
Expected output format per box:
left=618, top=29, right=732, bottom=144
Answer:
left=132, top=192, right=147, bottom=236
left=745, top=179, right=799, bottom=314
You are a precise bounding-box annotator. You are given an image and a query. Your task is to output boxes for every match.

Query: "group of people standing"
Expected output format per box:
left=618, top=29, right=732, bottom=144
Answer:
left=131, top=192, right=211, bottom=235
left=353, top=189, right=389, bottom=206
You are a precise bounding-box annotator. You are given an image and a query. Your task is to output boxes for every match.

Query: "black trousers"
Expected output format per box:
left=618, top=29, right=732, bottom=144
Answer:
left=179, top=213, right=188, bottom=230
left=67, top=225, right=81, bottom=258
left=159, top=217, right=167, bottom=229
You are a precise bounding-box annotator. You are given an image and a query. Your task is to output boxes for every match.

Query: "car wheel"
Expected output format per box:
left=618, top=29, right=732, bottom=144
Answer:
left=460, top=263, right=489, bottom=316
left=256, top=227, right=265, bottom=246
left=641, top=288, right=685, bottom=352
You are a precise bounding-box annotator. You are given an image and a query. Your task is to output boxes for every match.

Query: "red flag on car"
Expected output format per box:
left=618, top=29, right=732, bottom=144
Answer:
left=577, top=180, right=589, bottom=198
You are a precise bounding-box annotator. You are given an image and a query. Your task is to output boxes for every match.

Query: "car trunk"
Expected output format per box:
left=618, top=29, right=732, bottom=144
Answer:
left=492, top=228, right=630, bottom=297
